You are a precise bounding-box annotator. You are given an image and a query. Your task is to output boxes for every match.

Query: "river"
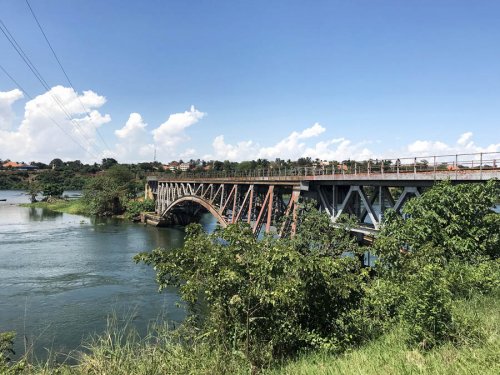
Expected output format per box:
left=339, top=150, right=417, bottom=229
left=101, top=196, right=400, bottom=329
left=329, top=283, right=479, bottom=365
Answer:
left=0, top=190, right=215, bottom=361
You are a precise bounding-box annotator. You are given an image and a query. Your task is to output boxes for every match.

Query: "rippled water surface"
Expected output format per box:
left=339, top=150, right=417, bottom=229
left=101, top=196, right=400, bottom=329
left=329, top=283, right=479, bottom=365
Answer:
left=0, top=191, right=192, bottom=360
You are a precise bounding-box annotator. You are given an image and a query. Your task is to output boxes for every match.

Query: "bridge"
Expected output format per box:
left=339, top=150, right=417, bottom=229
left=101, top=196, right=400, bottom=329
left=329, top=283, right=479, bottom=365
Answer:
left=145, top=152, right=499, bottom=239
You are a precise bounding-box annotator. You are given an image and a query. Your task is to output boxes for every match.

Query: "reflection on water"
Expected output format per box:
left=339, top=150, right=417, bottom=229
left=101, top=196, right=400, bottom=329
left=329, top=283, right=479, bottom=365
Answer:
left=0, top=190, right=212, bottom=361
left=28, top=207, right=64, bottom=221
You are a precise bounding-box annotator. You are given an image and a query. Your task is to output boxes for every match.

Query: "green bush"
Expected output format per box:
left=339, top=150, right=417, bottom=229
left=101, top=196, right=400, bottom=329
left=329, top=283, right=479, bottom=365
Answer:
left=402, top=264, right=454, bottom=349
left=83, top=165, right=138, bottom=216
left=359, top=278, right=404, bottom=338
left=124, top=199, right=155, bottom=220
left=136, top=210, right=369, bottom=367
left=375, top=180, right=500, bottom=275
left=42, top=182, right=64, bottom=198
left=373, top=180, right=500, bottom=350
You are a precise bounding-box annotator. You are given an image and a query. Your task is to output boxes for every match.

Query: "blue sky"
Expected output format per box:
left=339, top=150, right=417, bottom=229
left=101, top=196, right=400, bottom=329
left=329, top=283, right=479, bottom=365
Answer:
left=0, top=0, right=499, bottom=163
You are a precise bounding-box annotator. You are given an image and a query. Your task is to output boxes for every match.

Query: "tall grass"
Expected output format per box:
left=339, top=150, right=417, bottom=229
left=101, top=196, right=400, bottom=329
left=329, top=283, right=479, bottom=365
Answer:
left=21, top=315, right=250, bottom=375
left=11, top=293, right=498, bottom=374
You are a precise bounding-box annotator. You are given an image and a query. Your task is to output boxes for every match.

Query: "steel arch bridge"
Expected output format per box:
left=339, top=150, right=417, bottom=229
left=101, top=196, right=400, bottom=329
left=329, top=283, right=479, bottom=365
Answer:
left=145, top=152, right=500, bottom=238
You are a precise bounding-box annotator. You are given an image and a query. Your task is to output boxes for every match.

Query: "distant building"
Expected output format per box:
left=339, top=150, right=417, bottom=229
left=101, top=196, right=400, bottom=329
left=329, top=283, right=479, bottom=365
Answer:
left=163, top=161, right=180, bottom=172
left=161, top=161, right=192, bottom=172
left=2, top=161, right=37, bottom=171
left=179, top=162, right=191, bottom=172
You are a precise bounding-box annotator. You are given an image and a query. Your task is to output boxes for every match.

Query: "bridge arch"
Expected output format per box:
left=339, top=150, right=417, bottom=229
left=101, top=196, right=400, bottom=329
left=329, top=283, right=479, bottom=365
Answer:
left=161, top=195, right=228, bottom=228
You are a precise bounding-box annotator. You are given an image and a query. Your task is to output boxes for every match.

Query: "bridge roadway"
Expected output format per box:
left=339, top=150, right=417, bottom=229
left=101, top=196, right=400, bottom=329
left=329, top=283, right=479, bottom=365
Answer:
left=145, top=152, right=500, bottom=239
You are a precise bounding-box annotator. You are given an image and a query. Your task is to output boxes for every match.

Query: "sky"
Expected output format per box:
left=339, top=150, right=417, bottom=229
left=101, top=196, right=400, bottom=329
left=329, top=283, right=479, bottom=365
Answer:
left=0, top=0, right=499, bottom=164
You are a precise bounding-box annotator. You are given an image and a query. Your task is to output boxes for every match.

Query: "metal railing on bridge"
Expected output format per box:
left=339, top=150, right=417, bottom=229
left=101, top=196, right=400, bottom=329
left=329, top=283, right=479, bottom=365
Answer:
left=148, top=151, right=500, bottom=181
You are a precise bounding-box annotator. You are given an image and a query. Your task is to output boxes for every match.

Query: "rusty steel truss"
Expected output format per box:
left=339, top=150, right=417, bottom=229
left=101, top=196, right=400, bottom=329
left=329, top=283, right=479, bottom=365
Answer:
left=153, top=181, right=301, bottom=237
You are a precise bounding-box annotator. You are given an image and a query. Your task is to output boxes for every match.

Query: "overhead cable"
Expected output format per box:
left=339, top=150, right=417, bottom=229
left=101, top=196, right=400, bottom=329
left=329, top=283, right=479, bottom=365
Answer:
left=25, top=0, right=111, bottom=150
left=0, top=19, right=103, bottom=155
left=0, top=63, right=100, bottom=159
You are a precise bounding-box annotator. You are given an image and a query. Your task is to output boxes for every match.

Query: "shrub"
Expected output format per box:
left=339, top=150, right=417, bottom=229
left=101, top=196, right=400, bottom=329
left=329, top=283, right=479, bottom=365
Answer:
left=136, top=209, right=369, bottom=367
left=375, top=180, right=500, bottom=275
left=401, top=264, right=454, bottom=350
left=359, top=278, right=404, bottom=339
left=124, top=199, right=155, bottom=220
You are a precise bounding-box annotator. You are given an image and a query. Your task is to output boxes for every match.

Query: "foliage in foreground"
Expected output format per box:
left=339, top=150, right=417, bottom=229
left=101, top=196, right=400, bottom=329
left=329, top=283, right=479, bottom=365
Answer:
left=136, top=207, right=366, bottom=367
left=1, top=293, right=498, bottom=375
left=0, top=332, right=25, bottom=374
left=370, top=179, right=500, bottom=349
left=270, top=294, right=500, bottom=375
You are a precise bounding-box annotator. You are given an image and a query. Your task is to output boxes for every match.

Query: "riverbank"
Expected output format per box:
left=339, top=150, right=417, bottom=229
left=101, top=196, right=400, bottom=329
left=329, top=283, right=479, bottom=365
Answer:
left=4, top=292, right=498, bottom=374
left=19, top=197, right=155, bottom=221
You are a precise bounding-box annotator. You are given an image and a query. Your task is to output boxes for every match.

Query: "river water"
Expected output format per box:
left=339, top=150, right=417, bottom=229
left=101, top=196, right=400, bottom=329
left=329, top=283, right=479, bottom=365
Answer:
left=0, top=190, right=214, bottom=361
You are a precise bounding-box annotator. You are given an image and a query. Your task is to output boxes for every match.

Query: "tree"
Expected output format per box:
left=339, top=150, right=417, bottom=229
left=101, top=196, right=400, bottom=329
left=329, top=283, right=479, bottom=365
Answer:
left=83, top=165, right=137, bottom=216
left=26, top=181, right=41, bottom=203
left=375, top=179, right=500, bottom=275
left=101, top=158, right=118, bottom=170
left=49, top=158, right=63, bottom=169
left=136, top=207, right=368, bottom=366
left=213, top=161, right=224, bottom=171
left=42, top=183, right=64, bottom=198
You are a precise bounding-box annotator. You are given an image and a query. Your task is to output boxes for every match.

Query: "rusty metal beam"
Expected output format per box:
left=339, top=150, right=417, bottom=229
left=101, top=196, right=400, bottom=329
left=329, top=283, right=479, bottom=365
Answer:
left=265, top=185, right=275, bottom=233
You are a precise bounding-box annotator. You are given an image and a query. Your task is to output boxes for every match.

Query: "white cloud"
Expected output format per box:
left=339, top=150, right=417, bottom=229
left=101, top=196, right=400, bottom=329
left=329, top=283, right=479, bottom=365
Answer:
left=304, top=138, right=375, bottom=161
left=152, top=105, right=205, bottom=149
left=457, top=132, right=473, bottom=146
left=403, top=132, right=500, bottom=157
left=0, top=88, right=24, bottom=130
left=0, top=86, right=110, bottom=162
left=297, top=122, right=325, bottom=139
left=115, top=112, right=147, bottom=139
left=2, top=87, right=498, bottom=166
left=209, top=123, right=374, bottom=162
left=257, top=123, right=326, bottom=160
left=406, top=140, right=450, bottom=154
left=208, top=127, right=499, bottom=163
left=180, top=148, right=197, bottom=159
left=211, top=135, right=258, bottom=161
left=104, top=106, right=207, bottom=163
left=106, top=113, right=154, bottom=161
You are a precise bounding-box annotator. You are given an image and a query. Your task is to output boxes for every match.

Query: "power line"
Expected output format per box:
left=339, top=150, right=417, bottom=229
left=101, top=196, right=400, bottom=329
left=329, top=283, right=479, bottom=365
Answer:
left=0, top=63, right=100, bottom=159
left=25, top=0, right=111, bottom=150
left=0, top=18, right=103, bottom=154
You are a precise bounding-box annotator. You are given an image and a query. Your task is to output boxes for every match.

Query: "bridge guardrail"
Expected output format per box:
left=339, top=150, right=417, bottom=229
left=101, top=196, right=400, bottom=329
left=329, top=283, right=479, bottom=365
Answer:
left=147, top=151, right=500, bottom=181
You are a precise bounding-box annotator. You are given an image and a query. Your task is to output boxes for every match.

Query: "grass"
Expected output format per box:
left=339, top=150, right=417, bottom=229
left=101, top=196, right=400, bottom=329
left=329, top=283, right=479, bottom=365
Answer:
left=7, top=293, right=498, bottom=375
left=268, top=294, right=500, bottom=375
left=20, top=199, right=88, bottom=216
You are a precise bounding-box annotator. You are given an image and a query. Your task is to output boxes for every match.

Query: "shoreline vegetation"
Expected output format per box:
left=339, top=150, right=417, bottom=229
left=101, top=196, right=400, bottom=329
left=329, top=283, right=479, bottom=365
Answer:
left=2, top=180, right=499, bottom=374
left=1, top=292, right=498, bottom=374
left=19, top=199, right=88, bottom=216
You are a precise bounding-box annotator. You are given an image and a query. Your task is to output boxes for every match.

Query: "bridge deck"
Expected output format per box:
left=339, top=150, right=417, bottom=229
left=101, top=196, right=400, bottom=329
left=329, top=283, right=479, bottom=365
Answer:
left=149, top=168, right=499, bottom=186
